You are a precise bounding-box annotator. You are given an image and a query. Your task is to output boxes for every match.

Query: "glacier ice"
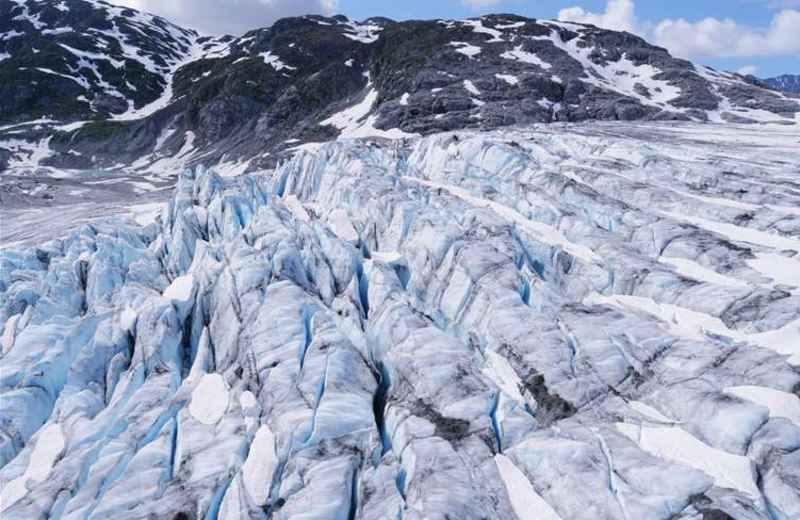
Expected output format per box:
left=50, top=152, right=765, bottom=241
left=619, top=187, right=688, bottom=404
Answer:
left=1, top=122, right=800, bottom=519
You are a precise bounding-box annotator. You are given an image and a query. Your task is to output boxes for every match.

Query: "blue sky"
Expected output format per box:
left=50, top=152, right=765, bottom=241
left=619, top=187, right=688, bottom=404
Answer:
left=342, top=0, right=784, bottom=24
left=117, top=0, right=800, bottom=77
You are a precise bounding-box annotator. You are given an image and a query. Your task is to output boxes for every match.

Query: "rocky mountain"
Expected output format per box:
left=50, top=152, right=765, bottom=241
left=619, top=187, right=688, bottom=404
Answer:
left=765, top=74, right=800, bottom=94
left=0, top=0, right=798, bottom=175
left=0, top=0, right=200, bottom=122
left=2, top=122, right=800, bottom=519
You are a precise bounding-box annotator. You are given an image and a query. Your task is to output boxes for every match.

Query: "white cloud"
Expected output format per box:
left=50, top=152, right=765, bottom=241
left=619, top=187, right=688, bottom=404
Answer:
left=112, top=0, right=339, bottom=35
left=738, top=65, right=758, bottom=76
left=654, top=9, right=800, bottom=60
left=557, top=0, right=641, bottom=34
left=558, top=1, right=800, bottom=62
left=320, top=0, right=340, bottom=12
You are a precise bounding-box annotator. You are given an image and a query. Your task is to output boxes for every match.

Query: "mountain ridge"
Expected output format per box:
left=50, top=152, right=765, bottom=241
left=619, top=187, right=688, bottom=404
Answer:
left=764, top=74, right=800, bottom=94
left=1, top=0, right=798, bottom=176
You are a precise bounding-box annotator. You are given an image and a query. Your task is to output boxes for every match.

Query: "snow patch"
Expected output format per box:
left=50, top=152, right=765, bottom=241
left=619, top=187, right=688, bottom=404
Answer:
left=628, top=401, right=678, bottom=424
left=496, top=74, right=519, bottom=86
left=494, top=454, right=563, bottom=520
left=662, top=210, right=800, bottom=252
left=747, top=253, right=800, bottom=288
left=659, top=256, right=749, bottom=288
left=616, top=423, right=760, bottom=499
left=548, top=30, right=682, bottom=108
left=463, top=80, right=481, bottom=96
left=1, top=424, right=66, bottom=512
left=127, top=202, right=166, bottom=226
left=163, top=274, right=195, bottom=301
left=328, top=208, right=359, bottom=242
left=260, top=51, right=297, bottom=72
left=242, top=425, right=279, bottom=505
left=340, top=20, right=383, bottom=44
left=214, top=159, right=252, bottom=178
left=496, top=21, right=526, bottom=30
left=119, top=308, right=138, bottom=332
left=482, top=350, right=525, bottom=402
left=450, top=41, right=482, bottom=58
left=585, top=292, right=800, bottom=364
left=189, top=373, right=229, bottom=425
left=461, top=19, right=504, bottom=43
left=724, top=386, right=800, bottom=427
left=239, top=391, right=257, bottom=410
left=320, top=85, right=417, bottom=140
left=500, top=45, right=552, bottom=70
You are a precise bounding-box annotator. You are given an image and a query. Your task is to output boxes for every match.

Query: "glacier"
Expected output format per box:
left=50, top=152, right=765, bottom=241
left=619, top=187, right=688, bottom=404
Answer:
left=1, top=122, right=800, bottom=519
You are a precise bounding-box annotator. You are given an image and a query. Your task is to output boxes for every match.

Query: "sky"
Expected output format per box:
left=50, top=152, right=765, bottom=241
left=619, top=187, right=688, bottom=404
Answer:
left=112, top=0, right=800, bottom=77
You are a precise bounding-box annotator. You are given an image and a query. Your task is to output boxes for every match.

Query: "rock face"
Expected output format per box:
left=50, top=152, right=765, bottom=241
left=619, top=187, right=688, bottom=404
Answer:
left=1, top=1, right=798, bottom=174
left=2, top=122, right=800, bottom=519
left=765, top=74, right=800, bottom=94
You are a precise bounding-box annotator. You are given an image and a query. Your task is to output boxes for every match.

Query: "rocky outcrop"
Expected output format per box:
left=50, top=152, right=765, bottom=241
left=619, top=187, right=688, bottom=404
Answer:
left=0, top=0, right=199, bottom=124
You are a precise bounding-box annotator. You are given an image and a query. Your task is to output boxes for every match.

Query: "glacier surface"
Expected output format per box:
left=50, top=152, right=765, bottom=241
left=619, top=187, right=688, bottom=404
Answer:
left=1, top=122, right=800, bottom=519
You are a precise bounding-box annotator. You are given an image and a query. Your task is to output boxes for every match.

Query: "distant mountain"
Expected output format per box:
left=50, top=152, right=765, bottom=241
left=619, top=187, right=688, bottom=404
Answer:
left=1, top=0, right=798, bottom=174
left=764, top=74, right=800, bottom=94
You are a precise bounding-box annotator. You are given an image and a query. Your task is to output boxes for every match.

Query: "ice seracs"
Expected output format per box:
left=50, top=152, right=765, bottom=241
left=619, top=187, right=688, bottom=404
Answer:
left=1, top=122, right=799, bottom=519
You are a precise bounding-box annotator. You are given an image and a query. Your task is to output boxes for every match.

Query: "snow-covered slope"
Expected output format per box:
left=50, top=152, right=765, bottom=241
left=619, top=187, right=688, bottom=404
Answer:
left=2, top=122, right=800, bottom=519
